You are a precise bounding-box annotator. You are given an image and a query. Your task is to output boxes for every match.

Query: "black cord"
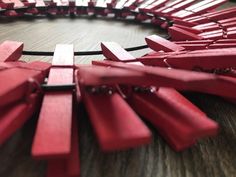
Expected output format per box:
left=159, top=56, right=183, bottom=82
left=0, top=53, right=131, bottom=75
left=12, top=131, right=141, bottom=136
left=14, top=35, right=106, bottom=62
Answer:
left=22, top=44, right=149, bottom=56
left=22, top=34, right=170, bottom=56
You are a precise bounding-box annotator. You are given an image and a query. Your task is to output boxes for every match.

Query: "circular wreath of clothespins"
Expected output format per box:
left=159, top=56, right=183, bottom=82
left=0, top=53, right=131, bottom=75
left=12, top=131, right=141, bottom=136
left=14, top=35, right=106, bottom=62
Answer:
left=1, top=0, right=236, bottom=177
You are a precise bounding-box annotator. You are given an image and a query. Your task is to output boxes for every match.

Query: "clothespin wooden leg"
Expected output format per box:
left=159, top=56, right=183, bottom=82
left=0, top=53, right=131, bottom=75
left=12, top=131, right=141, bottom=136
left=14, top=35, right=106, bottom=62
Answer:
left=32, top=44, right=74, bottom=159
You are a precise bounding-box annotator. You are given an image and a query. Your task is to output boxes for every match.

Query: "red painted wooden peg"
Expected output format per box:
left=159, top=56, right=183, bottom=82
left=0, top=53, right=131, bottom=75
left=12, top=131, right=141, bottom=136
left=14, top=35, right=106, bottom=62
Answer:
left=88, top=60, right=236, bottom=100
left=115, top=0, right=128, bottom=10
left=32, top=44, right=74, bottom=159
left=177, top=0, right=227, bottom=20
left=98, top=42, right=219, bottom=151
left=0, top=68, right=45, bottom=107
left=160, top=0, right=195, bottom=16
left=168, top=26, right=203, bottom=41
left=172, top=18, right=197, bottom=27
left=187, top=0, right=227, bottom=16
left=172, top=24, right=203, bottom=34
left=0, top=61, right=50, bottom=146
left=185, top=7, right=236, bottom=24
left=139, top=0, right=167, bottom=13
left=34, top=0, right=46, bottom=7
left=139, top=47, right=236, bottom=71
left=76, top=71, right=152, bottom=151
left=0, top=61, right=51, bottom=77
left=153, top=0, right=184, bottom=15
left=145, top=34, right=185, bottom=52
left=76, top=0, right=89, bottom=14
left=171, top=0, right=214, bottom=18
left=123, top=0, right=139, bottom=10
left=128, top=89, right=218, bottom=151
left=2, top=0, right=24, bottom=8
left=0, top=41, right=23, bottom=62
left=92, top=63, right=219, bottom=151
left=101, top=41, right=141, bottom=65
left=66, top=111, right=80, bottom=177
left=135, top=0, right=154, bottom=12
left=47, top=107, right=80, bottom=177
left=93, top=0, right=110, bottom=16
left=0, top=97, right=38, bottom=145
left=95, top=0, right=108, bottom=8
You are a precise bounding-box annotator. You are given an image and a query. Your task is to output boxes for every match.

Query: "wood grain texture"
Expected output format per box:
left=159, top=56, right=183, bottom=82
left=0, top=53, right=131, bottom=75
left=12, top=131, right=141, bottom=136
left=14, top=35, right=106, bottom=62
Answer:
left=1, top=2, right=236, bottom=177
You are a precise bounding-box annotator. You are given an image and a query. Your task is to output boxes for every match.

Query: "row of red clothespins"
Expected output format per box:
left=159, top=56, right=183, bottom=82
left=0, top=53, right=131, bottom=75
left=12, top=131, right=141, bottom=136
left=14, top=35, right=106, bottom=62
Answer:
left=0, top=0, right=229, bottom=21
left=1, top=0, right=236, bottom=176
left=1, top=34, right=236, bottom=176
left=1, top=0, right=236, bottom=41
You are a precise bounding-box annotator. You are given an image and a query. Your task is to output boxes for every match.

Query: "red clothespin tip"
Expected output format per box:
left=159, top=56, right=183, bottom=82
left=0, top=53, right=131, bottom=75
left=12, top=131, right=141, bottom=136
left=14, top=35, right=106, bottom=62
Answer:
left=172, top=18, right=197, bottom=27
left=0, top=41, right=23, bottom=62
left=145, top=34, right=185, bottom=52
left=168, top=26, right=203, bottom=41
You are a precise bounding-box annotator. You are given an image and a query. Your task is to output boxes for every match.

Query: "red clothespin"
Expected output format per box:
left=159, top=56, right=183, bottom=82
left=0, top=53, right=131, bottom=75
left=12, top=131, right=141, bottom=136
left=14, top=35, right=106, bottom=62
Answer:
left=172, top=24, right=203, bottom=34
left=90, top=60, right=219, bottom=151
left=173, top=0, right=227, bottom=19
left=137, top=0, right=157, bottom=12
left=139, top=0, right=167, bottom=13
left=184, top=7, right=236, bottom=24
left=52, top=0, right=69, bottom=15
left=93, top=0, right=109, bottom=16
left=89, top=58, right=236, bottom=101
left=21, top=0, right=39, bottom=14
left=32, top=44, right=74, bottom=159
left=76, top=73, right=152, bottom=151
left=123, top=0, right=139, bottom=10
left=113, top=0, right=133, bottom=17
left=47, top=106, right=80, bottom=177
left=0, top=41, right=51, bottom=145
left=98, top=41, right=219, bottom=151
left=0, top=61, right=51, bottom=145
left=76, top=0, right=89, bottom=15
left=0, top=41, right=23, bottom=62
left=1, top=0, right=18, bottom=16
left=33, top=0, right=46, bottom=7
left=168, top=26, right=204, bottom=41
left=187, top=0, right=227, bottom=16
left=171, top=0, right=214, bottom=18
left=153, top=0, right=184, bottom=15
left=173, top=39, right=213, bottom=50
left=145, top=34, right=185, bottom=52
left=45, top=1, right=58, bottom=15
left=173, top=0, right=227, bottom=20
left=75, top=51, right=151, bottom=151
left=4, top=0, right=37, bottom=15
left=171, top=18, right=197, bottom=27
left=120, top=0, right=140, bottom=17
left=141, top=36, right=236, bottom=71
left=159, top=0, right=195, bottom=17
left=135, top=0, right=154, bottom=12
left=30, top=0, right=47, bottom=14
left=114, top=0, right=128, bottom=10
left=0, top=41, right=48, bottom=107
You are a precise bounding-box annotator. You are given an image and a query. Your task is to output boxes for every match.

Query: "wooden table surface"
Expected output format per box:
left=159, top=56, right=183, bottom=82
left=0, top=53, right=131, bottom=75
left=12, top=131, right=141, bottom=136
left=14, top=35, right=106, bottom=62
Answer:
left=0, top=2, right=236, bottom=177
